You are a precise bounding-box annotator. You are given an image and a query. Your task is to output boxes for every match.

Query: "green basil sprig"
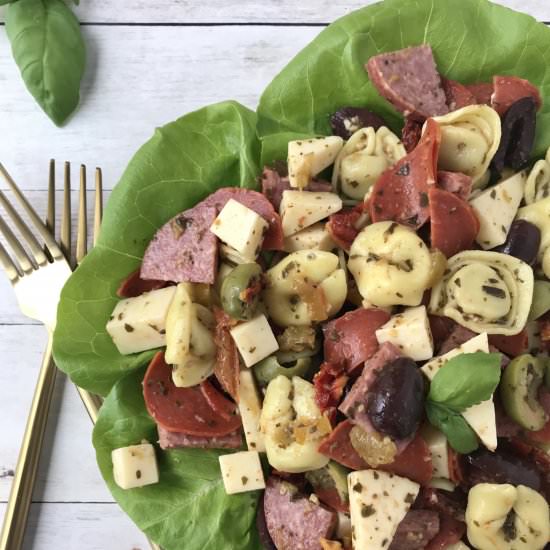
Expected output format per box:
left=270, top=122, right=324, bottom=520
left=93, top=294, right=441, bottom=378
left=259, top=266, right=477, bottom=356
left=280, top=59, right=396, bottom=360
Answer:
left=4, top=0, right=85, bottom=125
left=426, top=352, right=502, bottom=453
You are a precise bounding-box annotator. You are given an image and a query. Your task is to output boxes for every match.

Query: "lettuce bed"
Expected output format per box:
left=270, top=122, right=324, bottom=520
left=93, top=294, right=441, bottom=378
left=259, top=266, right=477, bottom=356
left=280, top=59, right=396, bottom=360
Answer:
left=52, top=1, right=550, bottom=549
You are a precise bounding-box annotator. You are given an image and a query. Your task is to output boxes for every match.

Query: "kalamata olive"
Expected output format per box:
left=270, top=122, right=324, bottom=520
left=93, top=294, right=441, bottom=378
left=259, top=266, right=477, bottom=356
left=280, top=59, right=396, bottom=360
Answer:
left=220, top=263, right=262, bottom=320
left=464, top=447, right=541, bottom=492
left=367, top=357, right=425, bottom=440
left=330, top=107, right=386, bottom=139
left=491, top=96, right=536, bottom=173
left=493, top=220, right=541, bottom=266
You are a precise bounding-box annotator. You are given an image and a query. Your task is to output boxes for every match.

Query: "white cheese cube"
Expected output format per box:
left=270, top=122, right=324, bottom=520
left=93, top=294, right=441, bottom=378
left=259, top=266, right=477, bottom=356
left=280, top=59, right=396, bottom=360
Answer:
left=421, top=332, right=497, bottom=451
left=106, top=286, right=176, bottom=355
left=420, top=425, right=450, bottom=479
left=348, top=469, right=419, bottom=550
left=288, top=136, right=343, bottom=189
left=230, top=314, right=279, bottom=367
left=280, top=190, right=342, bottom=237
left=375, top=305, right=434, bottom=361
left=112, top=442, right=159, bottom=490
left=218, top=450, right=265, bottom=495
left=470, top=171, right=526, bottom=249
left=210, top=199, right=268, bottom=260
left=283, top=222, right=336, bottom=252
left=238, top=370, right=266, bottom=452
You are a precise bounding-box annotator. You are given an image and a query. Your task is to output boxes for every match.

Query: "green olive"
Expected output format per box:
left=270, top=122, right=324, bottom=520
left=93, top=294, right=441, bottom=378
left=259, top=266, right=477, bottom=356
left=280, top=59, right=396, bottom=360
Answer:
left=500, top=354, right=548, bottom=431
left=528, top=280, right=550, bottom=321
left=220, top=263, right=262, bottom=320
left=253, top=356, right=312, bottom=387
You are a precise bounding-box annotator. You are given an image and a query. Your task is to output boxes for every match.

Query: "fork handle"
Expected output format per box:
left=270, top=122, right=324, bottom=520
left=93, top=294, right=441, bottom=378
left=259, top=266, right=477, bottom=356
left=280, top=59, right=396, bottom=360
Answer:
left=0, top=335, right=57, bottom=550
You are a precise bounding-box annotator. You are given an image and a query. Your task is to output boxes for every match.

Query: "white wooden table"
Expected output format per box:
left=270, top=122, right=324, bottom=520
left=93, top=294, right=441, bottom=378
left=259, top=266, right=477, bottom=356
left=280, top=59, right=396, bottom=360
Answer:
left=0, top=1, right=548, bottom=547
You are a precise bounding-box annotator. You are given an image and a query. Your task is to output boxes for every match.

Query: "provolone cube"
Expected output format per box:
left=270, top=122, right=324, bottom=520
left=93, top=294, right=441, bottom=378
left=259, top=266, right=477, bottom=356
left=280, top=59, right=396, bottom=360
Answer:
left=106, top=286, right=176, bottom=355
left=348, top=469, right=419, bottom=550
left=210, top=199, right=268, bottom=260
left=288, top=136, right=343, bottom=189
left=112, top=442, right=159, bottom=490
left=420, top=425, right=450, bottom=479
left=280, top=190, right=342, bottom=236
left=238, top=370, right=266, bottom=452
left=230, top=314, right=279, bottom=367
left=283, top=222, right=336, bottom=252
left=375, top=305, right=434, bottom=361
left=470, top=171, right=525, bottom=249
left=421, top=332, right=497, bottom=451
left=219, top=450, right=265, bottom=494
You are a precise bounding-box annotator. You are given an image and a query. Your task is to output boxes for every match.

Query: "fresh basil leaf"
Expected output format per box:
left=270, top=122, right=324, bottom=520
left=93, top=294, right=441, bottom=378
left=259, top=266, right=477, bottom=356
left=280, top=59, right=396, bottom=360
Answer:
left=5, top=0, right=85, bottom=125
left=257, top=0, right=550, bottom=166
left=428, top=352, right=501, bottom=412
left=426, top=401, right=479, bottom=454
left=53, top=101, right=260, bottom=396
left=94, top=368, right=262, bottom=550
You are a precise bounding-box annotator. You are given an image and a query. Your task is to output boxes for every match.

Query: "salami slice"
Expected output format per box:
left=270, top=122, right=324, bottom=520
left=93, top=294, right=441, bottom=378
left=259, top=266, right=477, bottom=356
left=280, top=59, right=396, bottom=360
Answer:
left=326, top=203, right=365, bottom=251
left=370, top=118, right=441, bottom=229
left=157, top=424, right=242, bottom=450
left=389, top=510, right=440, bottom=550
left=213, top=308, right=240, bottom=402
left=143, top=352, right=242, bottom=437
left=323, top=308, right=391, bottom=373
left=401, top=118, right=423, bottom=153
left=466, top=81, right=493, bottom=105
left=436, top=171, right=472, bottom=201
left=492, top=75, right=542, bottom=116
left=366, top=45, right=448, bottom=121
left=429, top=187, right=479, bottom=257
left=263, top=477, right=337, bottom=550
left=441, top=77, right=476, bottom=111
left=116, top=268, right=170, bottom=298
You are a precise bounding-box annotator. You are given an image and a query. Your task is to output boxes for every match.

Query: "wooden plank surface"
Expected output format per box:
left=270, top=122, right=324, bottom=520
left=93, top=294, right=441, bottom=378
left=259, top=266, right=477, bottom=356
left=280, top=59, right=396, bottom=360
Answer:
left=0, top=1, right=548, bottom=547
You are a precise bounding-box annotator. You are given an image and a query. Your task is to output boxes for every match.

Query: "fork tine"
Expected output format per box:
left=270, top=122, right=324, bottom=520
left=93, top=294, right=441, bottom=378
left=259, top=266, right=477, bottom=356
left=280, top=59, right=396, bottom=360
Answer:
left=60, top=162, right=71, bottom=263
left=0, top=163, right=63, bottom=261
left=47, top=160, right=55, bottom=238
left=93, top=168, right=103, bottom=247
left=0, top=240, right=21, bottom=281
left=76, top=165, right=87, bottom=264
left=0, top=214, right=35, bottom=274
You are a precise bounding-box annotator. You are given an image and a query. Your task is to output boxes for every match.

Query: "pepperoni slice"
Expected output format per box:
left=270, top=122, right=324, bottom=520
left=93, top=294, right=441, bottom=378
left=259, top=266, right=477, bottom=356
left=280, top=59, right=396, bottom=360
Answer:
left=117, top=268, right=170, bottom=298
left=436, top=171, right=472, bottom=201
left=143, top=352, right=242, bottom=436
left=326, top=203, right=365, bottom=251
left=401, top=118, right=423, bottom=153
left=488, top=330, right=528, bottom=357
left=213, top=308, right=240, bottom=402
left=370, top=118, right=441, bottom=229
left=492, top=75, right=542, bottom=116
left=318, top=420, right=368, bottom=470
left=465, top=81, right=493, bottom=105
left=442, top=78, right=476, bottom=111
left=323, top=308, right=391, bottom=374
left=425, top=514, right=466, bottom=550
left=429, top=187, right=479, bottom=258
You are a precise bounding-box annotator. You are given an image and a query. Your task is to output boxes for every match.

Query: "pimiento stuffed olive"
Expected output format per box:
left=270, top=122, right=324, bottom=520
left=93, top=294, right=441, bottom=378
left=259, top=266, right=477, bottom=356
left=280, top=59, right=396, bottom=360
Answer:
left=220, top=263, right=262, bottom=320
left=253, top=356, right=312, bottom=387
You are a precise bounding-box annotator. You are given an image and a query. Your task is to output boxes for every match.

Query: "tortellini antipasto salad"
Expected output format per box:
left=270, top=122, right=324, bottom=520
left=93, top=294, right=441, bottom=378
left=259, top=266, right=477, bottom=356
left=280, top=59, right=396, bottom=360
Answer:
left=105, top=45, right=550, bottom=550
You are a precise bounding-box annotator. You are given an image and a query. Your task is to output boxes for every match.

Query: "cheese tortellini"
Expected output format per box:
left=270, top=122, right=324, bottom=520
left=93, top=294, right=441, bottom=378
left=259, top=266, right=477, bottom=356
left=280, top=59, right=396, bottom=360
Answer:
left=524, top=146, right=550, bottom=204
left=429, top=251, right=534, bottom=335
left=348, top=221, right=445, bottom=307
left=165, top=283, right=216, bottom=387
left=432, top=105, right=501, bottom=189
left=517, top=197, right=550, bottom=278
left=332, top=126, right=406, bottom=200
left=466, top=483, right=550, bottom=550
left=263, top=250, right=347, bottom=327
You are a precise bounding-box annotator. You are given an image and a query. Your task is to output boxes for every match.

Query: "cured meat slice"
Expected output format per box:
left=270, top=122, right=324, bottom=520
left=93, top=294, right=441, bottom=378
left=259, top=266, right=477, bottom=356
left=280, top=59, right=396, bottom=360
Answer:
left=424, top=514, right=466, bottom=550
left=369, top=118, right=441, bottom=229
left=263, top=477, right=337, bottom=550
left=402, top=118, right=423, bottom=153
left=389, top=510, right=440, bottom=550
left=442, top=77, right=476, bottom=111
left=141, top=187, right=284, bottom=284
left=318, top=420, right=368, bottom=470
left=466, top=81, right=493, bottom=105
left=326, top=203, right=365, bottom=251
left=213, top=308, right=240, bottom=402
left=323, top=308, right=391, bottom=374
left=429, top=187, right=479, bottom=258
left=116, top=268, right=170, bottom=298
left=492, top=75, right=542, bottom=116
left=157, top=424, right=242, bottom=450
left=415, top=488, right=466, bottom=523
left=143, top=352, right=242, bottom=437
left=436, top=171, right=472, bottom=201
left=428, top=315, right=457, bottom=353
left=488, top=329, right=528, bottom=357
left=366, top=45, right=448, bottom=121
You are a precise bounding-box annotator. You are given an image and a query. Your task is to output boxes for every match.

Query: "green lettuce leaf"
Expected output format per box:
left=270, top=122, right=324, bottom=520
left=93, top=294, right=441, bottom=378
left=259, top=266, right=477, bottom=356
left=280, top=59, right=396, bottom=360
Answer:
left=257, top=0, right=550, bottom=165
left=53, top=101, right=260, bottom=396
left=93, top=368, right=261, bottom=550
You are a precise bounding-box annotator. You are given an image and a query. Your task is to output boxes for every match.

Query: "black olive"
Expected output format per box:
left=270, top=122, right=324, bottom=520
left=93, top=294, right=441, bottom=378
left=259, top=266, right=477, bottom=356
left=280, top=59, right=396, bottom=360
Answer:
left=367, top=357, right=425, bottom=440
left=330, top=107, right=387, bottom=139
left=491, top=96, right=537, bottom=174
left=464, top=447, right=541, bottom=492
left=493, top=220, right=541, bottom=266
